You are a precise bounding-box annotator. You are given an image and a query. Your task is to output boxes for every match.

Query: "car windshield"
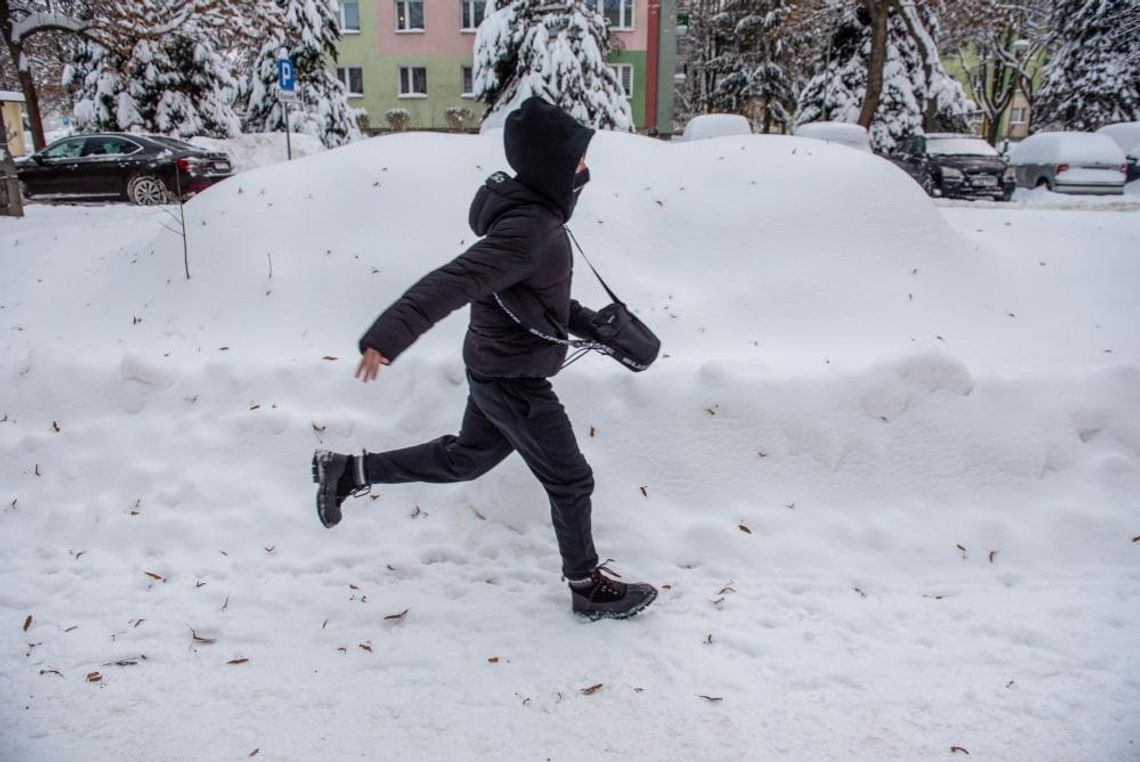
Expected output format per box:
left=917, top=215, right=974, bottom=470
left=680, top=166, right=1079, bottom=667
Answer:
left=927, top=138, right=999, bottom=157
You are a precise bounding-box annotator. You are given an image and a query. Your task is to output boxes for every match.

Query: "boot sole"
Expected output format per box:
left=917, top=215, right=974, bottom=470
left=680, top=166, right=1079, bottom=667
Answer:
left=575, top=587, right=658, bottom=622
left=311, top=451, right=341, bottom=529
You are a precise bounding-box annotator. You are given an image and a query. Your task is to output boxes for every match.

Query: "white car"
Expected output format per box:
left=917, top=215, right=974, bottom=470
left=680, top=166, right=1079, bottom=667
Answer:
left=678, top=114, right=752, bottom=142
left=793, top=121, right=873, bottom=153
left=1007, top=132, right=1127, bottom=195
left=1096, top=122, right=1140, bottom=182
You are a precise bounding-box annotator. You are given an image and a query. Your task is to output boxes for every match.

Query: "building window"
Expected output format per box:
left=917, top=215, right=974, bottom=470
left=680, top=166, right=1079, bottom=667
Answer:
left=1009, top=107, right=1027, bottom=125
left=340, top=0, right=360, bottom=32
left=461, top=0, right=486, bottom=31
left=587, top=0, right=633, bottom=30
left=337, top=66, right=364, bottom=97
left=462, top=66, right=475, bottom=97
left=398, top=66, right=428, bottom=97
left=396, top=0, right=425, bottom=31
left=609, top=64, right=633, bottom=98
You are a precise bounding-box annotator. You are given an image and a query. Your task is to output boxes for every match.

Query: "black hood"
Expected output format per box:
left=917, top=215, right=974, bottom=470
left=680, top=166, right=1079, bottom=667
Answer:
left=468, top=171, right=555, bottom=236
left=503, top=97, right=594, bottom=221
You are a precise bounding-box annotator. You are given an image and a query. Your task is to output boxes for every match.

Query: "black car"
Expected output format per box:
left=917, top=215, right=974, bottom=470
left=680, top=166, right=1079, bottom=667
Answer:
left=888, top=133, right=1017, bottom=201
left=16, top=133, right=233, bottom=205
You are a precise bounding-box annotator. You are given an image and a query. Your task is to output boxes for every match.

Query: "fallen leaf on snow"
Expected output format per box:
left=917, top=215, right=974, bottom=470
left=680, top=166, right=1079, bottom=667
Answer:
left=23, top=615, right=32, bottom=632
left=358, top=643, right=372, bottom=653
left=226, top=657, right=249, bottom=665
left=579, top=683, right=603, bottom=695
left=191, top=629, right=216, bottom=645
left=698, top=695, right=723, bottom=703
left=738, top=524, right=752, bottom=535
left=487, top=657, right=500, bottom=663
left=86, top=672, right=102, bottom=683
left=640, top=486, right=648, bottom=497
left=384, top=608, right=410, bottom=621
left=40, top=669, right=63, bottom=677
left=322, top=355, right=338, bottom=361
left=950, top=747, right=970, bottom=755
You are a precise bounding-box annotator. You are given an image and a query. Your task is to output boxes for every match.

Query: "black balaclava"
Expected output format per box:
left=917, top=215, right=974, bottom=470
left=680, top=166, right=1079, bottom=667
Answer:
left=504, top=97, right=595, bottom=221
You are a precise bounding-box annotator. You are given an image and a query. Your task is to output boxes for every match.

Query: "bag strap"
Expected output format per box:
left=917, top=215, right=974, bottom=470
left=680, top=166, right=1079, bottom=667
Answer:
left=564, top=226, right=624, bottom=306
left=490, top=227, right=618, bottom=367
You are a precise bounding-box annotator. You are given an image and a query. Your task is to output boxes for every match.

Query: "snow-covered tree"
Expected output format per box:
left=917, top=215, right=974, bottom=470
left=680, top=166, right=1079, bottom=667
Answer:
left=3, top=0, right=242, bottom=149
left=937, top=0, right=1049, bottom=143
left=63, top=40, right=120, bottom=132
left=65, top=21, right=241, bottom=138
left=703, top=0, right=798, bottom=133
left=474, top=0, right=633, bottom=131
left=1034, top=0, right=1140, bottom=132
left=243, top=0, right=361, bottom=148
left=795, top=2, right=968, bottom=152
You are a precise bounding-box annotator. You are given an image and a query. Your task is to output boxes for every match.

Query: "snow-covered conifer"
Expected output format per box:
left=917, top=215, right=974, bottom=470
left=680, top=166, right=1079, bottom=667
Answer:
left=1034, top=0, right=1140, bottom=131
left=706, top=0, right=798, bottom=133
left=244, top=0, right=361, bottom=148
left=474, top=0, right=633, bottom=131
left=796, top=4, right=968, bottom=152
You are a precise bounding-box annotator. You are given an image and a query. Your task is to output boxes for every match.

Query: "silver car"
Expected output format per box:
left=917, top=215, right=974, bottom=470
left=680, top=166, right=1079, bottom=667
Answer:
left=1007, top=132, right=1127, bottom=195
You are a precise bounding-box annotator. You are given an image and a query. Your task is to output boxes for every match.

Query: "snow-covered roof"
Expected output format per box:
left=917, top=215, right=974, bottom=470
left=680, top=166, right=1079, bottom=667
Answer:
left=678, top=114, right=752, bottom=142
left=0, top=90, right=27, bottom=103
left=926, top=132, right=984, bottom=139
left=793, top=122, right=872, bottom=152
left=1096, top=122, right=1140, bottom=153
left=1008, top=132, right=1125, bottom=166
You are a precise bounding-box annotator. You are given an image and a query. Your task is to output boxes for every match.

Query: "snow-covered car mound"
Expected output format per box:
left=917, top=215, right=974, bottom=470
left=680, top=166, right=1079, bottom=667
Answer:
left=135, top=129, right=991, bottom=372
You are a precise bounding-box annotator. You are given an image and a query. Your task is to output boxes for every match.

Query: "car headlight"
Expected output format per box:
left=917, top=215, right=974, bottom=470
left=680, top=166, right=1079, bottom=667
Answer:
left=940, top=166, right=964, bottom=179
left=1003, top=167, right=1016, bottom=180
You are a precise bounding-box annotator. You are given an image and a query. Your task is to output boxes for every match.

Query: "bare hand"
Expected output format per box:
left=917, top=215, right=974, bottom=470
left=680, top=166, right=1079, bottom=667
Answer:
left=355, top=348, right=390, bottom=383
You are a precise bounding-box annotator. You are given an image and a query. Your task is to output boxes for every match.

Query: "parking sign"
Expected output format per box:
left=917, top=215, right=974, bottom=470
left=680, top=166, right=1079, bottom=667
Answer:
left=278, top=59, right=295, bottom=92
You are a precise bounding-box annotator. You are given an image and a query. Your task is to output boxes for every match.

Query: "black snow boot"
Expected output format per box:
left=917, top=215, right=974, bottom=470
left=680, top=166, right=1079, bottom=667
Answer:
left=311, top=449, right=369, bottom=528
left=569, top=563, right=657, bottom=621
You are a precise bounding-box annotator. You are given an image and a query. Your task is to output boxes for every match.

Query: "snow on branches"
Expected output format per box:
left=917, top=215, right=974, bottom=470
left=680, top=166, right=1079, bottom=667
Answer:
left=474, top=0, right=634, bottom=131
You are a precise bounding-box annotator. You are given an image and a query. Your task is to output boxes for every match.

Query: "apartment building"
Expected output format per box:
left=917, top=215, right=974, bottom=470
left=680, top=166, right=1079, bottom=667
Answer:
left=333, top=0, right=676, bottom=134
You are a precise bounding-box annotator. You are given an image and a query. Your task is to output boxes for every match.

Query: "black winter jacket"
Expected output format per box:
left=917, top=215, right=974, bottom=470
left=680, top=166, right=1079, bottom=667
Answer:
left=359, top=97, right=597, bottom=379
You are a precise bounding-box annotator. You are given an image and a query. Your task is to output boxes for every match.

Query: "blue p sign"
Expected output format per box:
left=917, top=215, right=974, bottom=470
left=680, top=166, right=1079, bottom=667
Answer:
left=278, top=59, right=295, bottom=92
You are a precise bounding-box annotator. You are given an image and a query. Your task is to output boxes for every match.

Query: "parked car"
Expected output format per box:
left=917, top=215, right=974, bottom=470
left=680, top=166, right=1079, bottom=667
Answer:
left=793, top=121, right=873, bottom=153
left=678, top=114, right=752, bottom=142
left=1007, top=132, right=1127, bottom=195
left=1095, top=122, right=1140, bottom=182
left=16, top=133, right=233, bottom=205
left=888, top=133, right=1016, bottom=200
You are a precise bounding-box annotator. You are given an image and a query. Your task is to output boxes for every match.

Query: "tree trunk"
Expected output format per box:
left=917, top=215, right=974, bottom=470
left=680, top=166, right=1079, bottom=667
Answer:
left=858, top=0, right=889, bottom=129
left=0, top=0, right=46, bottom=151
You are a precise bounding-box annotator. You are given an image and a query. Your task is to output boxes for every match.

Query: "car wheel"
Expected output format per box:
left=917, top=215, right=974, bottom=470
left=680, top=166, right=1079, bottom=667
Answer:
left=921, top=174, right=935, bottom=196
left=127, top=174, right=170, bottom=205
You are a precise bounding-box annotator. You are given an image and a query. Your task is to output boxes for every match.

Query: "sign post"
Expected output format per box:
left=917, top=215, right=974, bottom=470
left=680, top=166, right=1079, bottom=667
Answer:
left=278, top=58, right=297, bottom=161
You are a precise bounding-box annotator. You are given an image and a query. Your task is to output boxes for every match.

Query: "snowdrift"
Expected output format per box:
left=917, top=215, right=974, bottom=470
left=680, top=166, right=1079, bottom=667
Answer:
left=2, top=130, right=1138, bottom=761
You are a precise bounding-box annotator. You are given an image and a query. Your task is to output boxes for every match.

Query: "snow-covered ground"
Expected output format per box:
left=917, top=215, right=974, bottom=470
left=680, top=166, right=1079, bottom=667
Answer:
left=2, top=133, right=1137, bottom=761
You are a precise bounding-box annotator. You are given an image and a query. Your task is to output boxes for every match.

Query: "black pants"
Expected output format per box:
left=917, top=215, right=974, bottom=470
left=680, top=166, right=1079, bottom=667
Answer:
left=363, top=370, right=598, bottom=579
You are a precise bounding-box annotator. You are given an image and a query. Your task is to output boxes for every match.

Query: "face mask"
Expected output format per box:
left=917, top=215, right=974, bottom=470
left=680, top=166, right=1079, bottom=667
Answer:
left=573, top=168, right=591, bottom=192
